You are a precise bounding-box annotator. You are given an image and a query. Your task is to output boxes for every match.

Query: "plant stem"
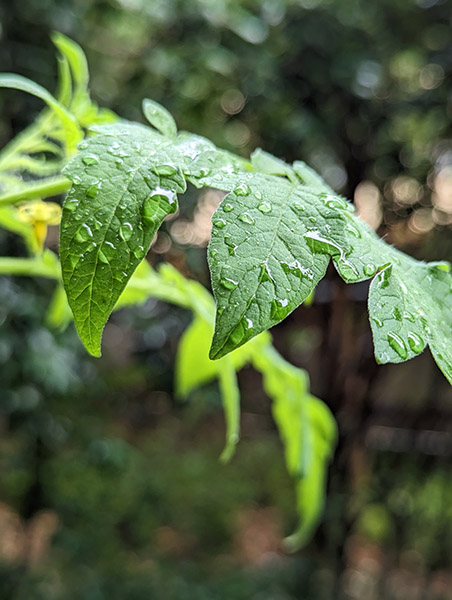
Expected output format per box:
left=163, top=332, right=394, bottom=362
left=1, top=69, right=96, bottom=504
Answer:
left=0, top=176, right=71, bottom=206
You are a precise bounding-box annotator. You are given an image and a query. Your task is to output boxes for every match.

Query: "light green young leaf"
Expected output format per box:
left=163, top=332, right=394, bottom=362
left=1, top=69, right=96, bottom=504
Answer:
left=60, top=123, right=186, bottom=356
left=46, top=283, right=73, bottom=331
left=142, top=99, right=178, bottom=138
left=52, top=32, right=89, bottom=102
left=253, top=346, right=337, bottom=549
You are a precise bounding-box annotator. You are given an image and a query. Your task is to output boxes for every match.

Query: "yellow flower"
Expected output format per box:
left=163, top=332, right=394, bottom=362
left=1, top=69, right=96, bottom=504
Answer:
left=17, top=200, right=62, bottom=251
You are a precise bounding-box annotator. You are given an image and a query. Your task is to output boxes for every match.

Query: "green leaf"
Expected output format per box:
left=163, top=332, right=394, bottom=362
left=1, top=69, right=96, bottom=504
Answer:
left=142, top=99, right=178, bottom=138
left=52, top=32, right=89, bottom=102
left=60, top=123, right=186, bottom=356
left=253, top=345, right=337, bottom=550
left=205, top=172, right=349, bottom=359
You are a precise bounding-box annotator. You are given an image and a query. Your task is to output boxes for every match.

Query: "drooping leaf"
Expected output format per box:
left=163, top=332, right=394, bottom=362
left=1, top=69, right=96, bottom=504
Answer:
left=60, top=123, right=186, bottom=356
left=204, top=171, right=351, bottom=359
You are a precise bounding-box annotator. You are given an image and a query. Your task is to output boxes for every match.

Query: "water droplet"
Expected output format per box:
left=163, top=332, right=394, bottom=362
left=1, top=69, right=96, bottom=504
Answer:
left=292, top=201, right=304, bottom=212
left=220, top=277, right=238, bottom=290
left=82, top=154, right=99, bottom=166
left=387, top=333, right=408, bottom=359
left=133, top=247, right=144, bottom=259
left=258, top=201, right=272, bottom=214
left=320, top=193, right=350, bottom=211
left=229, top=323, right=246, bottom=346
left=308, top=216, right=317, bottom=223
left=255, top=191, right=262, bottom=200
left=153, top=164, right=177, bottom=176
left=234, top=183, right=251, bottom=196
left=281, top=260, right=312, bottom=280
left=75, top=223, right=94, bottom=242
left=98, top=249, right=109, bottom=264
left=363, top=264, right=376, bottom=277
left=78, top=142, right=88, bottom=150
left=213, top=219, right=226, bottom=229
left=64, top=199, right=78, bottom=211
left=393, top=307, right=402, bottom=322
left=119, top=222, right=133, bottom=241
left=403, top=311, right=415, bottom=322
left=238, top=212, right=254, bottom=225
left=346, top=222, right=362, bottom=238
left=407, top=332, right=425, bottom=354
left=259, top=262, right=275, bottom=283
left=87, top=182, right=101, bottom=198
left=223, top=203, right=234, bottom=212
left=372, top=317, right=383, bottom=328
left=271, top=298, right=289, bottom=320
left=376, top=266, right=392, bottom=289
left=210, top=249, right=218, bottom=258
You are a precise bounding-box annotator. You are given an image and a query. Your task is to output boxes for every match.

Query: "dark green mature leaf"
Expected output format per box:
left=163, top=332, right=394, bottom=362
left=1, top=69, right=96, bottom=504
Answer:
left=204, top=171, right=352, bottom=359
left=60, top=123, right=186, bottom=355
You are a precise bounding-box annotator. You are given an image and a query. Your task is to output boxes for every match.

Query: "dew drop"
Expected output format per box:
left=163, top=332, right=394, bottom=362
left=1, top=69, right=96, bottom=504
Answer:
left=210, top=249, right=218, bottom=258
left=238, top=212, right=255, bottom=225
left=153, top=164, right=177, bottom=176
left=271, top=298, right=289, bottom=320
left=82, top=154, right=99, bottom=166
left=393, top=307, right=402, bottom=322
left=407, top=332, right=425, bottom=354
left=98, top=249, right=109, bottom=264
left=223, top=203, right=234, bottom=213
left=220, top=277, right=238, bottom=290
left=292, top=201, right=304, bottom=212
left=255, top=191, right=263, bottom=200
left=119, top=222, right=133, bottom=241
left=213, top=218, right=226, bottom=229
left=387, top=333, right=408, bottom=359
left=363, top=264, right=377, bottom=277
left=258, top=201, right=272, bottom=214
left=234, top=183, right=251, bottom=196
left=64, top=199, right=78, bottom=212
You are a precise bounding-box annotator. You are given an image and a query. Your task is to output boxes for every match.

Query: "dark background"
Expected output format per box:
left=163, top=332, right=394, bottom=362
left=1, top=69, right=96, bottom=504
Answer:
left=1, top=0, right=452, bottom=598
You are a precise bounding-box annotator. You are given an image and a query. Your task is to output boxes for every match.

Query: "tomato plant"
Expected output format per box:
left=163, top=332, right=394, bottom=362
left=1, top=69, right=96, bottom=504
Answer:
left=1, top=34, right=451, bottom=550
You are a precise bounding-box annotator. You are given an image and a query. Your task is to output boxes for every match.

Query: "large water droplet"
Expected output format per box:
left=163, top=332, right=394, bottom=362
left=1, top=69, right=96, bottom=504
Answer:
left=153, top=164, right=177, bottom=176
left=223, top=203, right=234, bottom=213
left=271, top=298, right=289, bottom=320
left=376, top=266, right=392, bottom=289
left=87, top=181, right=101, bottom=198
left=220, top=277, right=238, bottom=290
left=234, top=183, right=251, bottom=196
left=75, top=223, right=94, bottom=242
left=238, top=212, right=255, bottom=225
left=213, top=218, right=226, bottom=229
left=82, top=154, right=99, bottom=166
left=363, top=264, right=376, bottom=277
left=98, top=249, right=109, bottom=264
left=407, top=332, right=425, bottom=354
left=292, top=201, right=304, bottom=212
left=387, top=332, right=408, bottom=359
left=119, top=222, right=133, bottom=241
left=258, top=201, right=272, bottom=214
left=393, top=307, right=402, bottom=322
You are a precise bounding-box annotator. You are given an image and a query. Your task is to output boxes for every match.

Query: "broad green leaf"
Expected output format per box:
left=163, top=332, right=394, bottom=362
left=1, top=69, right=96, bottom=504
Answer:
left=205, top=171, right=350, bottom=359
left=142, top=99, right=178, bottom=138
left=60, top=123, right=186, bottom=356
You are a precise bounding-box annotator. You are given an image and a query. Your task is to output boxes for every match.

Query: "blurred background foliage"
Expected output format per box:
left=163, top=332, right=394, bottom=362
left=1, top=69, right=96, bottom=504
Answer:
left=1, top=0, right=452, bottom=598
